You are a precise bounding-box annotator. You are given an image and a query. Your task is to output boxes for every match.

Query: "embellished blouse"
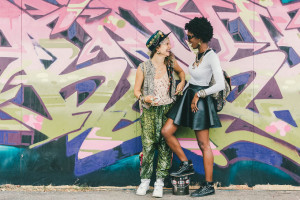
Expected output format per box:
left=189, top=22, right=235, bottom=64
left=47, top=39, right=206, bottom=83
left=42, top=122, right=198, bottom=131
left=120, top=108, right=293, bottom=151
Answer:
left=153, top=72, right=174, bottom=106
left=186, top=50, right=225, bottom=95
left=140, top=60, right=176, bottom=107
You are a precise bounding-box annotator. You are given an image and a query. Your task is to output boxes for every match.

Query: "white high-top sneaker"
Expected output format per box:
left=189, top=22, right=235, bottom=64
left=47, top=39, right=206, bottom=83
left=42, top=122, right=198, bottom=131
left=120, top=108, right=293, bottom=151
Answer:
left=136, top=179, right=150, bottom=196
left=152, top=178, right=164, bottom=198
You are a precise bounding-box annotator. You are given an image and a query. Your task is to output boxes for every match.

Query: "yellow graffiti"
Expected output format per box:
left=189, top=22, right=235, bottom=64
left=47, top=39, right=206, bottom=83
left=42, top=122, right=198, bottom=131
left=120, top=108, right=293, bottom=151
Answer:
left=0, top=86, right=21, bottom=106
left=159, top=0, right=186, bottom=11
left=39, top=39, right=80, bottom=59
left=67, top=0, right=91, bottom=15
left=259, top=0, right=273, bottom=7
left=70, top=68, right=139, bottom=157
left=234, top=0, right=260, bottom=36
left=102, top=15, right=127, bottom=30
left=0, top=37, right=129, bottom=148
left=68, top=0, right=90, bottom=8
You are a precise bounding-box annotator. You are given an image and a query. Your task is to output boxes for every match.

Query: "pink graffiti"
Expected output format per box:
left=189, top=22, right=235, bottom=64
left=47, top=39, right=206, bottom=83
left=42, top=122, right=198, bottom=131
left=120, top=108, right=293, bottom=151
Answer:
left=86, top=127, right=112, bottom=139
left=80, top=140, right=123, bottom=151
left=266, top=121, right=291, bottom=136
left=23, top=115, right=44, bottom=131
left=1, top=0, right=300, bottom=182
left=78, top=151, right=93, bottom=159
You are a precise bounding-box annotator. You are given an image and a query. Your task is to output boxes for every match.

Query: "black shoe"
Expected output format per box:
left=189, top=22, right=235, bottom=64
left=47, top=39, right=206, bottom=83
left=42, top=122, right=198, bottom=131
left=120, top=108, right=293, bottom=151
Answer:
left=190, top=181, right=215, bottom=197
left=170, top=160, right=195, bottom=177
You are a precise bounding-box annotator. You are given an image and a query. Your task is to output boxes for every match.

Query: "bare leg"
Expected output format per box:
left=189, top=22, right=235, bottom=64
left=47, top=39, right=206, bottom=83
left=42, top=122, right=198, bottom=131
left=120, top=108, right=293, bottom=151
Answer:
left=161, top=118, right=188, bottom=161
left=195, top=129, right=213, bottom=182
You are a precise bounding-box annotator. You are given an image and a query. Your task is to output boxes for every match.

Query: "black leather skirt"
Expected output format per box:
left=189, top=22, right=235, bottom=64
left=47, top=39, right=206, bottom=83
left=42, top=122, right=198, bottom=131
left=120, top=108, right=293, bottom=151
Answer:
left=166, top=84, right=221, bottom=130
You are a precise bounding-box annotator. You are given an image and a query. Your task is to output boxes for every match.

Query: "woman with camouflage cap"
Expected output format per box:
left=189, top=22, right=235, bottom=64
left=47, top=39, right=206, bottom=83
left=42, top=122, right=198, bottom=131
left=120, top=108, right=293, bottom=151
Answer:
left=134, top=30, right=185, bottom=198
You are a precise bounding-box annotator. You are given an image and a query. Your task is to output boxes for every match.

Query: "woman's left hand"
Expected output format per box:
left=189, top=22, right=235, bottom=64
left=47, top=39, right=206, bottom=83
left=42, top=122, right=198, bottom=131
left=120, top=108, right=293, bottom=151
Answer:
left=191, top=94, right=199, bottom=113
left=175, top=81, right=185, bottom=95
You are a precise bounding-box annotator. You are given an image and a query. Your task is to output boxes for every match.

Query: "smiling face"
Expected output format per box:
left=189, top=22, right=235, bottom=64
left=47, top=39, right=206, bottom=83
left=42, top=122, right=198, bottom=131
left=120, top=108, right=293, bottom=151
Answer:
left=187, top=31, right=201, bottom=49
left=156, top=37, right=171, bottom=57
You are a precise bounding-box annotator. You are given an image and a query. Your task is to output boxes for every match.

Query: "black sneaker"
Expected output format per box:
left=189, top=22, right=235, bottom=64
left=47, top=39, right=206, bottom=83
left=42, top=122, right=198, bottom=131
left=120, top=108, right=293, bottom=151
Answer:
left=170, top=160, right=195, bottom=177
left=190, top=181, right=215, bottom=197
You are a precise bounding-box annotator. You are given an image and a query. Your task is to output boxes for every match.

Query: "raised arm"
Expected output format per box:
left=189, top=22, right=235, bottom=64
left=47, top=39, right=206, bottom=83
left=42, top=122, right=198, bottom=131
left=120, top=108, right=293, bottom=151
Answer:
left=173, top=59, right=185, bottom=94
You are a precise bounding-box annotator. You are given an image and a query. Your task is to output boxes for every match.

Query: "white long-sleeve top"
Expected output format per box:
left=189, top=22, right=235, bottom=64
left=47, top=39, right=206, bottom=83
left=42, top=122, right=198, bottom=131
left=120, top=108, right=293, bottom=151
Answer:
left=186, top=50, right=225, bottom=95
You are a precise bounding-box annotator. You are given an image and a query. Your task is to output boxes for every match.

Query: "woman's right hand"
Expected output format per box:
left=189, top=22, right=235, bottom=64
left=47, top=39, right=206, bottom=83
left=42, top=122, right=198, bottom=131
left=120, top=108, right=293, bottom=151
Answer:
left=144, top=95, right=159, bottom=105
left=191, top=94, right=199, bottom=113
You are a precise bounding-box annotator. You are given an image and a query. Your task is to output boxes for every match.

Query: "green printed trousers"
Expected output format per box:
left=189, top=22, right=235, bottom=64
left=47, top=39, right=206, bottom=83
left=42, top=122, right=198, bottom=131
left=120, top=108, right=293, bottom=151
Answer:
left=140, top=104, right=173, bottom=179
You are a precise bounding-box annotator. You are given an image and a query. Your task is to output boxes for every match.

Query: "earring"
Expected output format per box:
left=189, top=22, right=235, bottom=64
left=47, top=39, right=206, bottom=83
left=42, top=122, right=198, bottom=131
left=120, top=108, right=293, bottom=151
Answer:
left=157, top=51, right=161, bottom=55
left=198, top=41, right=201, bottom=48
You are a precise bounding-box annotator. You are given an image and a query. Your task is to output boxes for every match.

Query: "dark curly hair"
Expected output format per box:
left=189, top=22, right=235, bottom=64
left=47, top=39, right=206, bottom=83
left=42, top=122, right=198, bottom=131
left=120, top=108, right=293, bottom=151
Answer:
left=185, top=17, right=213, bottom=43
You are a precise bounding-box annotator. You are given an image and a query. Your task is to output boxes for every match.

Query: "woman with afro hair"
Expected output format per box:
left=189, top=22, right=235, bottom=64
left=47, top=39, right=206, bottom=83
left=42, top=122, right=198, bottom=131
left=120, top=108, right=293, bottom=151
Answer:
left=161, top=17, right=225, bottom=197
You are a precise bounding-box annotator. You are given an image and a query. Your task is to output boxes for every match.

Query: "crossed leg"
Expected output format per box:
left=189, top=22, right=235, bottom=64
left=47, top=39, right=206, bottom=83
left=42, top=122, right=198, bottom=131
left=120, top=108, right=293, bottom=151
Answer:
left=161, top=118, right=188, bottom=162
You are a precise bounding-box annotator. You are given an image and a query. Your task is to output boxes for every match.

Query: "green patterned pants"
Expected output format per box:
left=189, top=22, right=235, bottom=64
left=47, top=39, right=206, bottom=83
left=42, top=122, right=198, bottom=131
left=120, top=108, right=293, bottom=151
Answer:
left=140, top=104, right=173, bottom=179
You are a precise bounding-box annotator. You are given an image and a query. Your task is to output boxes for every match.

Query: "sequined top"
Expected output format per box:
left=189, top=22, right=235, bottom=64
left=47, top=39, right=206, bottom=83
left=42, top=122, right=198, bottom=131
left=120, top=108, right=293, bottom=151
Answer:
left=153, top=72, right=174, bottom=106
left=140, top=60, right=176, bottom=108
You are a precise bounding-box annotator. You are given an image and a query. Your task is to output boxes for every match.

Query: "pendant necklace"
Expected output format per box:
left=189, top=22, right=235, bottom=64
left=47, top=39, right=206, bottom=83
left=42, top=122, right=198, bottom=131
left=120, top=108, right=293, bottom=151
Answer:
left=156, top=67, right=163, bottom=75
left=150, top=60, right=164, bottom=76
left=192, top=47, right=210, bottom=69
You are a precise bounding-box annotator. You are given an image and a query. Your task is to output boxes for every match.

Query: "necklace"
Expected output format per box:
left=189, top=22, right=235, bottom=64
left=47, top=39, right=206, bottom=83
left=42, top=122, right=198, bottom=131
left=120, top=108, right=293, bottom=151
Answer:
left=156, top=67, right=164, bottom=75
left=192, top=47, right=210, bottom=69
left=150, top=60, right=165, bottom=76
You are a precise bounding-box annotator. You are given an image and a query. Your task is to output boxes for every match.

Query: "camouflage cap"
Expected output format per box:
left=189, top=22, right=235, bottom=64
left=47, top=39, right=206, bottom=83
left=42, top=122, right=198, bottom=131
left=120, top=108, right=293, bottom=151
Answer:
left=146, top=30, right=171, bottom=51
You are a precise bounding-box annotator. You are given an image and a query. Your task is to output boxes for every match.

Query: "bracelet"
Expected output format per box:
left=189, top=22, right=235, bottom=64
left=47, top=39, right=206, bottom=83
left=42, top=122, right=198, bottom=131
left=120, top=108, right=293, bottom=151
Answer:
left=197, top=90, right=206, bottom=98
left=140, top=96, right=145, bottom=104
left=138, top=94, right=145, bottom=104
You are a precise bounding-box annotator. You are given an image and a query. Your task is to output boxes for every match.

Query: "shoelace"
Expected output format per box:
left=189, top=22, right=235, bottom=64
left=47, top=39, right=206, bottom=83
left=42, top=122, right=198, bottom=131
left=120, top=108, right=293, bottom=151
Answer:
left=195, top=185, right=212, bottom=192
left=203, top=186, right=213, bottom=192
left=178, top=164, right=187, bottom=171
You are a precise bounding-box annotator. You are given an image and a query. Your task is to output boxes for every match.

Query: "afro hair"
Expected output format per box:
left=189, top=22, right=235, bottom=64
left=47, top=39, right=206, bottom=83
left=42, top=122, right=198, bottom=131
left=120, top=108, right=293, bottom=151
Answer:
left=185, top=17, right=213, bottom=43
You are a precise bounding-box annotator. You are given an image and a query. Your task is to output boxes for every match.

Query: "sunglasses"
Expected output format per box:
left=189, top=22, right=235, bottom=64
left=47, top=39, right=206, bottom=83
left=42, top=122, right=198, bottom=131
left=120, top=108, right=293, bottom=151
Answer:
left=186, top=35, right=195, bottom=40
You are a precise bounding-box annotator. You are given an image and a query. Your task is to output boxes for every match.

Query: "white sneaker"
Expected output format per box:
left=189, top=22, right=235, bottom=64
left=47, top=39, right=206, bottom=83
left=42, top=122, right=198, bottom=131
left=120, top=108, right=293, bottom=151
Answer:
left=136, top=179, right=150, bottom=196
left=152, top=178, right=164, bottom=198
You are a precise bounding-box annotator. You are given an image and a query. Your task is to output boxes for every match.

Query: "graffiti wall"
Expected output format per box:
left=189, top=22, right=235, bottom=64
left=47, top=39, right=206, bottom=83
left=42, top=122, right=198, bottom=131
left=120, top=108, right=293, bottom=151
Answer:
left=0, top=0, right=300, bottom=186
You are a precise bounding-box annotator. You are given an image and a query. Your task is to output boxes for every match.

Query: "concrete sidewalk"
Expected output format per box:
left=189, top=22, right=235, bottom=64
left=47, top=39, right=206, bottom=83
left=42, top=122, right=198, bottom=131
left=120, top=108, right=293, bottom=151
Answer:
left=1, top=187, right=300, bottom=200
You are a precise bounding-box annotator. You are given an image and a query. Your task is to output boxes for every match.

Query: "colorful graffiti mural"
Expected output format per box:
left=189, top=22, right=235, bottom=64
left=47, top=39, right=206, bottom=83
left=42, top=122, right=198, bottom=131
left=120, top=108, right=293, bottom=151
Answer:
left=0, top=0, right=300, bottom=186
